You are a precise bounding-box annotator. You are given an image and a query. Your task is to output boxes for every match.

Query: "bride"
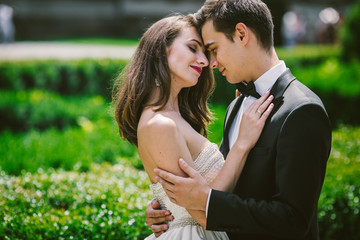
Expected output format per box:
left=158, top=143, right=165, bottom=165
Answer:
left=113, top=14, right=273, bottom=239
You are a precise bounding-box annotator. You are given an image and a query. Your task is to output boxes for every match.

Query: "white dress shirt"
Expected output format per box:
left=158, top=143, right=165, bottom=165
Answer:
left=205, top=61, right=287, bottom=217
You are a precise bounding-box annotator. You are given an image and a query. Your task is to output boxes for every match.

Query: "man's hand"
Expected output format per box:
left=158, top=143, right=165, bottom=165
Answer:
left=154, top=158, right=210, bottom=211
left=145, top=199, right=174, bottom=237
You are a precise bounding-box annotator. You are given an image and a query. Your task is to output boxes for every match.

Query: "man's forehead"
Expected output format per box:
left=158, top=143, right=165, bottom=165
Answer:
left=201, top=20, right=218, bottom=47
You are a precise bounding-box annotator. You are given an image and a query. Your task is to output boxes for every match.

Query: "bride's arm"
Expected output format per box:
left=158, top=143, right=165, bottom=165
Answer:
left=210, top=92, right=274, bottom=192
left=138, top=116, right=209, bottom=227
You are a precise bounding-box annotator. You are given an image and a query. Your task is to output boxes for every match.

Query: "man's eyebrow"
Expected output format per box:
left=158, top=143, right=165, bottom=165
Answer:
left=205, top=42, right=215, bottom=50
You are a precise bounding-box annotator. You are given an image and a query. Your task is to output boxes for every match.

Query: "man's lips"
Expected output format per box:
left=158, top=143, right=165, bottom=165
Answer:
left=191, top=66, right=202, bottom=75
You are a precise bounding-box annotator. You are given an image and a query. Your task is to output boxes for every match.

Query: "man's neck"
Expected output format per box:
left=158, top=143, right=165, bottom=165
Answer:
left=252, top=47, right=280, bottom=82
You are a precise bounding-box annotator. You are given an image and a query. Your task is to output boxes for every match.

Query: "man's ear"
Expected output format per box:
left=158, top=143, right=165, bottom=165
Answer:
left=235, top=23, right=248, bottom=44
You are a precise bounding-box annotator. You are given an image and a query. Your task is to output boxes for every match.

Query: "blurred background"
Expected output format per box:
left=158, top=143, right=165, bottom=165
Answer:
left=0, top=0, right=353, bottom=45
left=0, top=0, right=359, bottom=240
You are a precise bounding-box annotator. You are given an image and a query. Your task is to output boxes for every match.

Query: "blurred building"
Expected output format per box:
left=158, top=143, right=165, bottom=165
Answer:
left=285, top=0, right=354, bottom=45
left=0, top=0, right=356, bottom=45
left=1, top=0, right=204, bottom=40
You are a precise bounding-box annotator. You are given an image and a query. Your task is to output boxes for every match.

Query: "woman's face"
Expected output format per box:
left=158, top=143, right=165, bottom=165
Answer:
left=167, top=26, right=209, bottom=90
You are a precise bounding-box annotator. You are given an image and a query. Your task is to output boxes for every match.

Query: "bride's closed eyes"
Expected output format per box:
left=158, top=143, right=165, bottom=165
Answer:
left=188, top=44, right=197, bottom=53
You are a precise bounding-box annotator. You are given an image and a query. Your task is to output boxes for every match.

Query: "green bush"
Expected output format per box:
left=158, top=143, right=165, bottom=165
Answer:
left=207, top=104, right=227, bottom=145
left=0, top=101, right=226, bottom=176
left=0, top=126, right=359, bottom=239
left=318, top=126, right=360, bottom=240
left=0, top=59, right=126, bottom=99
left=0, top=118, right=139, bottom=175
left=277, top=45, right=340, bottom=68
left=340, top=0, right=360, bottom=61
left=0, top=163, right=152, bottom=240
left=0, top=90, right=108, bottom=132
left=291, top=58, right=360, bottom=126
left=1, top=45, right=359, bottom=127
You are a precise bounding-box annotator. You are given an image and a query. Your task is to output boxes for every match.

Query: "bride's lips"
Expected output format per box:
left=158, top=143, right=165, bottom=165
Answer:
left=190, top=66, right=202, bottom=75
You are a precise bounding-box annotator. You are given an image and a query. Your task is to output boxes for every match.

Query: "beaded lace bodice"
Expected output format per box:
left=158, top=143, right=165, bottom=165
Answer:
left=149, top=143, right=225, bottom=229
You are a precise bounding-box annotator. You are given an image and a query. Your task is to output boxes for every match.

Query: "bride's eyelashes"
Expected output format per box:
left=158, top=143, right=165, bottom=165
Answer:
left=188, top=44, right=197, bottom=53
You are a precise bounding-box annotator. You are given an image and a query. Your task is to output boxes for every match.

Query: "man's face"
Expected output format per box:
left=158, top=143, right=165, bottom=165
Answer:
left=202, top=20, right=249, bottom=84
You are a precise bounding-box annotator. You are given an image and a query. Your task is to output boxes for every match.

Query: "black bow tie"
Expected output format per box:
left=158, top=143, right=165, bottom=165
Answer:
left=236, top=81, right=261, bottom=99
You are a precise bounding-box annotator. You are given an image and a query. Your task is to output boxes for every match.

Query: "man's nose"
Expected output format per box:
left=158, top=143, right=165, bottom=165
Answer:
left=210, top=58, right=218, bottom=69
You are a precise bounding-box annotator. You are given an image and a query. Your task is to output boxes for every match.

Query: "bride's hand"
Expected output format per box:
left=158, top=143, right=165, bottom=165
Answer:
left=236, top=91, right=274, bottom=150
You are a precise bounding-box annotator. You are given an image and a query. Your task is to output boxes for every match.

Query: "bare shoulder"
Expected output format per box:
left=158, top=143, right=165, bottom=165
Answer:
left=138, top=110, right=180, bottom=141
left=138, top=110, right=191, bottom=178
left=137, top=110, right=185, bottom=153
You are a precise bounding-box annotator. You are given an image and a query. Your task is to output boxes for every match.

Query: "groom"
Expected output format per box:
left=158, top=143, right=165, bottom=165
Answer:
left=146, top=0, right=332, bottom=239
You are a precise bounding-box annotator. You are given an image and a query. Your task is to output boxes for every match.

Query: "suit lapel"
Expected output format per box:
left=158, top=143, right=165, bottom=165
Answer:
left=268, top=69, right=296, bottom=119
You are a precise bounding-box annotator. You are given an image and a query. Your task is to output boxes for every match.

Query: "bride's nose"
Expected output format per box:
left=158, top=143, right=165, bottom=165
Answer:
left=198, top=52, right=209, bottom=67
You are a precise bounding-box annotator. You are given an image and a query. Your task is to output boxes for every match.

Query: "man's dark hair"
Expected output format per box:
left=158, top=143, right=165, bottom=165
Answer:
left=195, top=0, right=274, bottom=51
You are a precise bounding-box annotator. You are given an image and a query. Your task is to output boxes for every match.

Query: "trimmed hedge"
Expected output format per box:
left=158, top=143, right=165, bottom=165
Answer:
left=0, top=59, right=126, bottom=100
left=0, top=163, right=152, bottom=240
left=1, top=46, right=359, bottom=127
left=0, top=126, right=359, bottom=239
left=0, top=120, right=140, bottom=176
left=0, top=90, right=109, bottom=132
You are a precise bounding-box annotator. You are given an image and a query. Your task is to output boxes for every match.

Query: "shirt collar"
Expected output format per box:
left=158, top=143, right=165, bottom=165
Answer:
left=253, top=60, right=287, bottom=96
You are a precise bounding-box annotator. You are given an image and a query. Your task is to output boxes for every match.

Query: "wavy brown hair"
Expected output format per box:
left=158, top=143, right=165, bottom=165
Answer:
left=113, top=14, right=214, bottom=146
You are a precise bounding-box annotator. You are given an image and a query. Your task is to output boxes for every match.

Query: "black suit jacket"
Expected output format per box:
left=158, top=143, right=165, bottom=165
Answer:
left=206, top=69, right=332, bottom=240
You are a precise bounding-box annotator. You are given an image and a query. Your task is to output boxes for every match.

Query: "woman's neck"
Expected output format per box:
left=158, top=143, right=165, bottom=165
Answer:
left=147, top=87, right=180, bottom=113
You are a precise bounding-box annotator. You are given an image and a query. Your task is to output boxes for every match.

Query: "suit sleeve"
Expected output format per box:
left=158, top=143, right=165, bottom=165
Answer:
left=206, top=104, right=332, bottom=238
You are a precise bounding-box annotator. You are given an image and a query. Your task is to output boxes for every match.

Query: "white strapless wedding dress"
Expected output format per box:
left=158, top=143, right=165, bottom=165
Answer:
left=145, top=143, right=229, bottom=240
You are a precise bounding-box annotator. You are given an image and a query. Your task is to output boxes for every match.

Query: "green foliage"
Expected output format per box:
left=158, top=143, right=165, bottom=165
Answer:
left=340, top=0, right=360, bottom=61
left=0, top=44, right=359, bottom=239
left=0, top=90, right=108, bottom=132
left=0, top=163, right=152, bottom=240
left=0, top=90, right=138, bottom=175
left=207, top=104, right=227, bottom=145
left=276, top=45, right=340, bottom=68
left=0, top=119, right=139, bottom=175
left=291, top=58, right=360, bottom=126
left=318, top=126, right=360, bottom=240
left=0, top=59, right=126, bottom=99
left=0, top=125, right=359, bottom=239
left=1, top=45, right=359, bottom=126
left=296, top=58, right=360, bottom=97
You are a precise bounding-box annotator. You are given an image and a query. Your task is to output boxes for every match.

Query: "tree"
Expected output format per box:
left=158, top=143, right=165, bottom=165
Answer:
left=341, top=0, right=360, bottom=61
left=263, top=0, right=289, bottom=46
